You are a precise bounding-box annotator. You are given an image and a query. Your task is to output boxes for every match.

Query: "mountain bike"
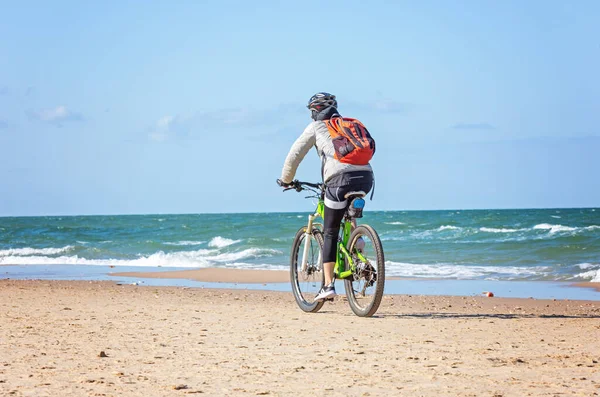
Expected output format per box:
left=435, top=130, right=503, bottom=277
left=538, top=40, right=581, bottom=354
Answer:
left=282, top=180, right=385, bottom=317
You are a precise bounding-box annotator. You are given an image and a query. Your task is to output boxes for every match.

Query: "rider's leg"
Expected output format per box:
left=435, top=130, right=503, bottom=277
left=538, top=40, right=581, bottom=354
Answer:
left=322, top=204, right=346, bottom=285
left=323, top=262, right=335, bottom=286
left=321, top=171, right=373, bottom=287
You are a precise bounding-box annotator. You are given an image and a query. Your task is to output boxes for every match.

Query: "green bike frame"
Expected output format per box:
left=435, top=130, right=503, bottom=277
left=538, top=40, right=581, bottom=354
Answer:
left=300, top=196, right=368, bottom=280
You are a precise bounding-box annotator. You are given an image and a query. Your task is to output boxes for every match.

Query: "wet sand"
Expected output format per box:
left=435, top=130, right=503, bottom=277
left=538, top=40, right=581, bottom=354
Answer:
left=1, top=279, right=599, bottom=396
left=573, top=282, right=600, bottom=293
left=111, top=267, right=409, bottom=285
left=112, top=268, right=291, bottom=284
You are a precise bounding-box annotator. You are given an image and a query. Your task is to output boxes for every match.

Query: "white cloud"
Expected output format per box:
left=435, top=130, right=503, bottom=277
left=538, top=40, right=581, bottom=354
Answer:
left=28, top=105, right=83, bottom=124
left=145, top=103, right=306, bottom=142
left=149, top=115, right=181, bottom=142
left=37, top=106, right=68, bottom=121
left=156, top=115, right=175, bottom=129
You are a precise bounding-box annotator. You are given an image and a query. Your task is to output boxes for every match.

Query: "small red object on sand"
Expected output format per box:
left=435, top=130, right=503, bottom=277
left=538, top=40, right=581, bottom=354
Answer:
left=485, top=291, right=494, bottom=297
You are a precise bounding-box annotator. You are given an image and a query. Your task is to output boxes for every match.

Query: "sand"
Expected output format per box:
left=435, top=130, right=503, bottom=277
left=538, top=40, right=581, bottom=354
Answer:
left=574, top=282, right=600, bottom=293
left=112, top=268, right=291, bottom=284
left=110, top=268, right=405, bottom=284
left=1, top=279, right=599, bottom=396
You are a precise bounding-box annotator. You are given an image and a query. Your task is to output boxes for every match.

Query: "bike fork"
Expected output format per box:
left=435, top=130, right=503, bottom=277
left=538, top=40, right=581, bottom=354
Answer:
left=300, top=214, right=316, bottom=272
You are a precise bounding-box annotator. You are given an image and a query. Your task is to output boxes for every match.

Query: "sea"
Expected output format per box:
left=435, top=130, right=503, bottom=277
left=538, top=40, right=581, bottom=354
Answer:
left=1, top=208, right=599, bottom=283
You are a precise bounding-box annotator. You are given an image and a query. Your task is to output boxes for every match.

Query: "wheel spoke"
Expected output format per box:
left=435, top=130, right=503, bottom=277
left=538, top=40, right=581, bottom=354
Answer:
left=290, top=228, right=325, bottom=313
left=344, top=225, right=385, bottom=317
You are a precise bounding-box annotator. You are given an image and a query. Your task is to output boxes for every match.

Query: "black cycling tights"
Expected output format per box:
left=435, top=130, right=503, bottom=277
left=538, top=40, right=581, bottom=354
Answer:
left=322, top=205, right=347, bottom=263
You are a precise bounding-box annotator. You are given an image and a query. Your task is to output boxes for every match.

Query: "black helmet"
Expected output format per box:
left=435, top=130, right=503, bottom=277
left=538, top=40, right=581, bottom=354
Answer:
left=307, top=92, right=337, bottom=112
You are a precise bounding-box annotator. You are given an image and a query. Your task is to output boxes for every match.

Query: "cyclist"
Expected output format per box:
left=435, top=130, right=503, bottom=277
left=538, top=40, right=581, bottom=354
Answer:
left=277, top=92, right=374, bottom=301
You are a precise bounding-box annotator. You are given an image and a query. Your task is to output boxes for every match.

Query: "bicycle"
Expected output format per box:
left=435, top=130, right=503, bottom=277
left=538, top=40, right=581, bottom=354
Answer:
left=281, top=180, right=385, bottom=317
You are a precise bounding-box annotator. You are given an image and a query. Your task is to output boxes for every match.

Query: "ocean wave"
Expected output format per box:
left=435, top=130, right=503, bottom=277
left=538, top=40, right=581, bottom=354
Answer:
left=210, top=248, right=281, bottom=263
left=0, top=246, right=74, bottom=257
left=219, top=262, right=286, bottom=270
left=533, top=224, right=577, bottom=234
left=479, top=227, right=521, bottom=233
left=380, top=236, right=407, bottom=242
left=385, top=261, right=549, bottom=280
left=576, top=270, right=600, bottom=282
left=577, top=263, right=597, bottom=270
left=164, top=241, right=205, bottom=246
left=208, top=236, right=241, bottom=248
left=0, top=247, right=281, bottom=268
left=437, top=225, right=460, bottom=231
left=574, top=263, right=600, bottom=282
left=385, top=222, right=405, bottom=225
left=551, top=215, right=561, bottom=219
left=532, top=224, right=600, bottom=234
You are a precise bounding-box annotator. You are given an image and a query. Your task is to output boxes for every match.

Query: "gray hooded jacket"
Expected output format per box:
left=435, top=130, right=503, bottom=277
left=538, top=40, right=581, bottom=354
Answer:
left=280, top=111, right=373, bottom=184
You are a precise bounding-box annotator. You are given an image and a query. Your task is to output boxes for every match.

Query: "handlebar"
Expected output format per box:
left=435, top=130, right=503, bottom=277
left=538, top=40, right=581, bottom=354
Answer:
left=276, top=179, right=323, bottom=193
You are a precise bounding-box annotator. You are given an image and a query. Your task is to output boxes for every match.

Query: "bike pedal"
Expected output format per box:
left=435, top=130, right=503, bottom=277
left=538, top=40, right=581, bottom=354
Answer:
left=324, top=297, right=335, bottom=302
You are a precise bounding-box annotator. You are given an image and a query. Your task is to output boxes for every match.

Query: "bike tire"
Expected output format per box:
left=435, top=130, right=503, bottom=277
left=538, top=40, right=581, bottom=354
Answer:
left=290, top=226, right=325, bottom=313
left=344, top=224, right=385, bottom=317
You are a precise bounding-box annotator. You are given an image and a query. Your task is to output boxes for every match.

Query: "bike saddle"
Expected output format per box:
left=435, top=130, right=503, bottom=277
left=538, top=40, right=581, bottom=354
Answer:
left=344, top=191, right=367, bottom=199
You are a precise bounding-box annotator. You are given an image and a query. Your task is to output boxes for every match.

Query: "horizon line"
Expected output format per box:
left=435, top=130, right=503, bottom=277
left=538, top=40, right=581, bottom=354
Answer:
left=0, top=206, right=597, bottom=218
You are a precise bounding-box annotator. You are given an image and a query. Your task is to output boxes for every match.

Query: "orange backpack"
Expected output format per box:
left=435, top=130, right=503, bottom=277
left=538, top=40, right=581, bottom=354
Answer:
left=324, top=117, right=375, bottom=165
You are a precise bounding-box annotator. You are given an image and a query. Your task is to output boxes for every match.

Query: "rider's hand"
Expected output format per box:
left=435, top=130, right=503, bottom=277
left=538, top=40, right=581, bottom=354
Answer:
left=276, top=179, right=292, bottom=188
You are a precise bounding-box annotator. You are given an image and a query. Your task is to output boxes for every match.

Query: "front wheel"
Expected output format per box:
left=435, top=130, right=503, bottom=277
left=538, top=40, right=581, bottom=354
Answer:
left=290, top=226, right=325, bottom=313
left=344, top=224, right=385, bottom=317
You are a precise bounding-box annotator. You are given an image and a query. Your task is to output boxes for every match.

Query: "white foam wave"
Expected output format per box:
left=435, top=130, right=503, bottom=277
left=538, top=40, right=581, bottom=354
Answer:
left=574, top=263, right=600, bottom=282
left=585, top=225, right=600, bottom=231
left=438, top=225, right=459, bottom=231
left=385, top=261, right=548, bottom=280
left=210, top=248, right=281, bottom=263
left=208, top=236, right=241, bottom=248
left=576, top=270, right=600, bottom=282
left=380, top=237, right=405, bottom=242
left=220, top=262, right=287, bottom=270
left=479, top=227, right=521, bottom=233
left=0, top=246, right=74, bottom=257
left=0, top=247, right=280, bottom=268
left=533, top=224, right=577, bottom=234
left=164, top=241, right=205, bottom=246
left=385, top=221, right=405, bottom=225
left=577, top=263, right=597, bottom=270
left=551, top=215, right=561, bottom=219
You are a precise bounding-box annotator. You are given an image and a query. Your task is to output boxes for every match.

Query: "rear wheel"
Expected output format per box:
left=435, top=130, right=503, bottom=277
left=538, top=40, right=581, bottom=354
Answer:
left=344, top=225, right=385, bottom=317
left=290, top=227, right=325, bottom=313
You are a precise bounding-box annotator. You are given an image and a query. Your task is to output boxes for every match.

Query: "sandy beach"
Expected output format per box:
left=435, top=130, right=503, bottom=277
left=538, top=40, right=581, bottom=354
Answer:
left=112, top=268, right=291, bottom=284
left=1, top=279, right=599, bottom=396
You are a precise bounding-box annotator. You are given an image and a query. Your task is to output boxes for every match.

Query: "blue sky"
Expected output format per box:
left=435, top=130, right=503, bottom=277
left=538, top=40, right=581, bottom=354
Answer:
left=0, top=0, right=598, bottom=216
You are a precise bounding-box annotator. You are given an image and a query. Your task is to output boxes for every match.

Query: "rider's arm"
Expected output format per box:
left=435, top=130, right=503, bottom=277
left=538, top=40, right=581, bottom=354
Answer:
left=280, top=123, right=316, bottom=184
